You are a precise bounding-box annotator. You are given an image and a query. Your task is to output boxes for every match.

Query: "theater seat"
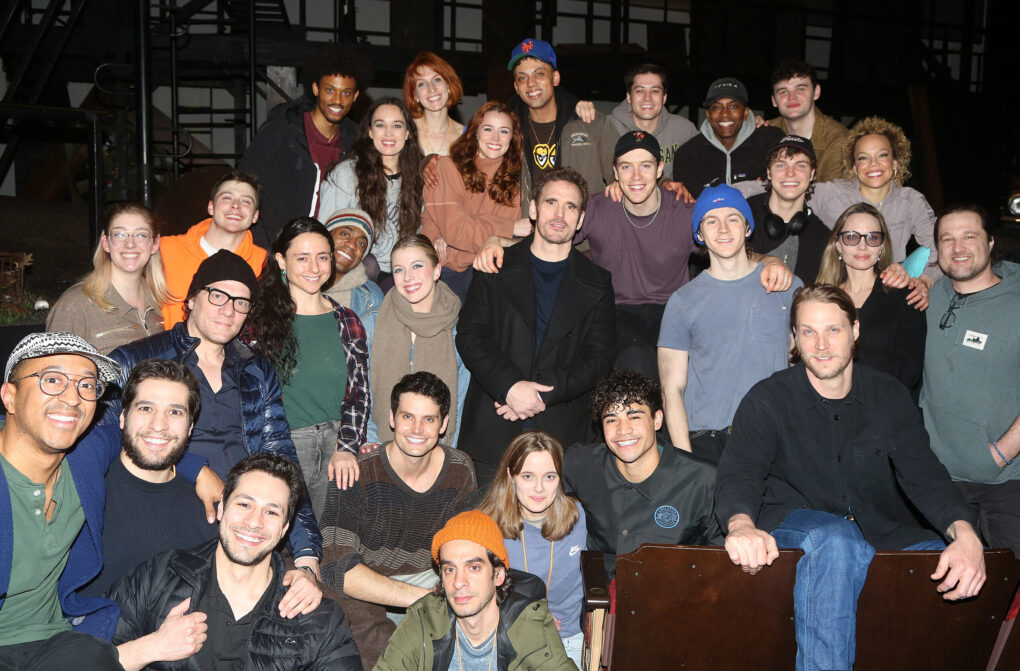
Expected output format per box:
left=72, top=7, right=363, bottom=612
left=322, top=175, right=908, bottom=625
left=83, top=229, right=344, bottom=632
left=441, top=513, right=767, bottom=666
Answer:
left=581, top=544, right=1020, bottom=671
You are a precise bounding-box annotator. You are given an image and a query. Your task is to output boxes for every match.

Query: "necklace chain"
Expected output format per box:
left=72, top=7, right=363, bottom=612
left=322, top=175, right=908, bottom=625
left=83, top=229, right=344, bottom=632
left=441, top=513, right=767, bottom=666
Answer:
left=420, top=117, right=453, bottom=155
left=455, top=622, right=496, bottom=671
left=623, top=192, right=662, bottom=229
left=521, top=529, right=555, bottom=586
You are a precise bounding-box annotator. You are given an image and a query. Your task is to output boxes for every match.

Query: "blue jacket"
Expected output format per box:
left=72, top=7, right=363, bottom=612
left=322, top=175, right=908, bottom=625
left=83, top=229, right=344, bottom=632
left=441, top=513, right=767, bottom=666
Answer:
left=103, top=322, right=323, bottom=560
left=0, top=423, right=121, bottom=640
left=348, top=279, right=384, bottom=344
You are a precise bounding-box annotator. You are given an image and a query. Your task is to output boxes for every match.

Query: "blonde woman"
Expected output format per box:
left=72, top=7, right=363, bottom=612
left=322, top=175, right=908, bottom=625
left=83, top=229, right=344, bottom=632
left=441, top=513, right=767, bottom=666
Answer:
left=47, top=202, right=167, bottom=353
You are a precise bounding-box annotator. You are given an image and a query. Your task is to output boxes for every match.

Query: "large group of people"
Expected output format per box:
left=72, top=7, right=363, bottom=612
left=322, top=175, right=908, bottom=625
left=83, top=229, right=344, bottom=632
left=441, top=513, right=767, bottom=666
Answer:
left=1, top=37, right=1016, bottom=671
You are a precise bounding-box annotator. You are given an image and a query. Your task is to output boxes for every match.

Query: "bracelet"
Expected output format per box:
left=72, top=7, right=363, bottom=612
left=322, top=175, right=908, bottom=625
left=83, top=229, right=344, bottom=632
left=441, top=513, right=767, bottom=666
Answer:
left=992, top=440, right=1014, bottom=466
left=296, top=565, right=318, bottom=580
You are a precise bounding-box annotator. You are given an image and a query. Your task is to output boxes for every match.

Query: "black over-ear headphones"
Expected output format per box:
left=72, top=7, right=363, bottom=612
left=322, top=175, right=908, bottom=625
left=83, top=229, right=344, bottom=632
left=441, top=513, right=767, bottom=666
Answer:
left=763, top=207, right=811, bottom=240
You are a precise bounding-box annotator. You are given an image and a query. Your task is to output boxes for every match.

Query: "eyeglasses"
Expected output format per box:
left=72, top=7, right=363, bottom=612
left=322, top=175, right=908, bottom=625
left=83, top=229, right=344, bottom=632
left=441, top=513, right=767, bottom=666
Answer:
left=12, top=370, right=105, bottom=401
left=107, top=230, right=153, bottom=245
left=939, top=293, right=966, bottom=330
left=202, top=286, right=252, bottom=314
left=838, top=230, right=885, bottom=247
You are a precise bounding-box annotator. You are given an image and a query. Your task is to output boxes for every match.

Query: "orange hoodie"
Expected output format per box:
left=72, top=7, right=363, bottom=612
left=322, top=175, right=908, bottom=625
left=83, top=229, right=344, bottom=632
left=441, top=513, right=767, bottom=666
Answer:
left=159, top=218, right=267, bottom=327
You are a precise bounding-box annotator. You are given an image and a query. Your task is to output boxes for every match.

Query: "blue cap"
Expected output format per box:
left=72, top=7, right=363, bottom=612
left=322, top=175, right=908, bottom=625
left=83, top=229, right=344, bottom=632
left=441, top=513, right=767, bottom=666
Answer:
left=692, top=184, right=755, bottom=243
left=507, top=38, right=557, bottom=71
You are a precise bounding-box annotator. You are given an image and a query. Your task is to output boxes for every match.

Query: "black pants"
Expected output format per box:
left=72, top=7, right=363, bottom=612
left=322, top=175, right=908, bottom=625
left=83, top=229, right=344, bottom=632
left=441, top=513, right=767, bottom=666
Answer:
left=688, top=429, right=730, bottom=465
left=614, top=303, right=666, bottom=380
left=0, top=630, right=121, bottom=671
left=954, top=479, right=1020, bottom=558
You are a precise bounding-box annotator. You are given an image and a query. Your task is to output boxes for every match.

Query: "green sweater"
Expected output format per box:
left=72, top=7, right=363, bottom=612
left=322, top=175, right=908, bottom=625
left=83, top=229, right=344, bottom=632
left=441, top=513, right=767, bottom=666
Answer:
left=921, top=262, right=1020, bottom=484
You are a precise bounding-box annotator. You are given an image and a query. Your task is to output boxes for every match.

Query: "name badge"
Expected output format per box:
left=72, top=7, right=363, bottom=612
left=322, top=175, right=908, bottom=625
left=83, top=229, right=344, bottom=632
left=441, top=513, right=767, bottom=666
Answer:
left=962, top=330, right=987, bottom=350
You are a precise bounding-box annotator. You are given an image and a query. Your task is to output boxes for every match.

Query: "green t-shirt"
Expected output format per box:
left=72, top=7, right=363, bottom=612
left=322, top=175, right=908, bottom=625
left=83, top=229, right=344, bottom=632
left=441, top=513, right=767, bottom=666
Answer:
left=281, top=312, right=349, bottom=429
left=0, top=454, right=84, bottom=645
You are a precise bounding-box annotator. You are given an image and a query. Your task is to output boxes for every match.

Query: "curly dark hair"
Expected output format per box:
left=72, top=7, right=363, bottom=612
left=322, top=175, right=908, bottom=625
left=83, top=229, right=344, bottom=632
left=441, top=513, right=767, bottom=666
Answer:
left=433, top=550, right=514, bottom=606
left=304, top=43, right=373, bottom=92
left=591, top=369, right=663, bottom=421
left=761, top=145, right=817, bottom=202
left=347, top=98, right=424, bottom=242
left=244, top=217, right=336, bottom=382
left=449, top=101, right=523, bottom=207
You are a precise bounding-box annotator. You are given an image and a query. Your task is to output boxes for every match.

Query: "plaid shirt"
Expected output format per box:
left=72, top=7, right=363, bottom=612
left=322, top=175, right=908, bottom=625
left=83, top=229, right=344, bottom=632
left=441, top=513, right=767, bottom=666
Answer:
left=328, top=297, right=371, bottom=454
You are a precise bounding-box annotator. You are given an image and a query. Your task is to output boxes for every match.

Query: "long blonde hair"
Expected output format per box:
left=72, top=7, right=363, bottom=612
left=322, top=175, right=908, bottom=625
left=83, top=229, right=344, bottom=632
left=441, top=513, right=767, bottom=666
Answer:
left=479, top=431, right=580, bottom=542
left=82, top=202, right=169, bottom=311
left=816, top=202, right=894, bottom=285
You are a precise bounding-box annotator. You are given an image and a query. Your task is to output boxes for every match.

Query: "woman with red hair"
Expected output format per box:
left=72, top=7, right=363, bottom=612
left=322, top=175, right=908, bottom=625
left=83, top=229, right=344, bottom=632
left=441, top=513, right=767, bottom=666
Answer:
left=403, top=51, right=464, bottom=157
left=420, top=101, right=534, bottom=299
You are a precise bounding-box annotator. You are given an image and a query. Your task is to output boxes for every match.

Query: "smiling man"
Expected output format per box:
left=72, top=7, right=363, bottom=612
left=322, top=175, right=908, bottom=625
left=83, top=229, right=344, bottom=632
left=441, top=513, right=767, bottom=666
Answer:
left=716, top=284, right=986, bottom=671
left=0, top=333, right=124, bottom=669
left=80, top=359, right=218, bottom=600
left=320, top=372, right=477, bottom=669
left=746, top=134, right=830, bottom=282
left=671, top=77, right=783, bottom=197
left=375, top=510, right=574, bottom=670
left=658, top=184, right=801, bottom=463
left=323, top=208, right=384, bottom=342
left=110, top=453, right=362, bottom=670
left=921, top=204, right=1020, bottom=557
left=765, top=60, right=849, bottom=182
left=457, top=167, right=616, bottom=485
left=563, top=370, right=721, bottom=577
left=507, top=38, right=616, bottom=201
left=241, top=44, right=372, bottom=247
left=160, top=170, right=268, bottom=327
left=104, top=250, right=326, bottom=608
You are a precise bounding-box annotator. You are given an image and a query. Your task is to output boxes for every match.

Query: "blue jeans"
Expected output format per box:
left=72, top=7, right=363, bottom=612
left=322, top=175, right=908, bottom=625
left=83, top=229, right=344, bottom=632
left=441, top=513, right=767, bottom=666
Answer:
left=770, top=509, right=945, bottom=671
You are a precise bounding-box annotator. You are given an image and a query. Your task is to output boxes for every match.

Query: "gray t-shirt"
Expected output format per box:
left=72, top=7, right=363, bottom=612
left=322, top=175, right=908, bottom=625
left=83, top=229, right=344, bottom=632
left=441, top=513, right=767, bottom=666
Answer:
left=449, top=627, right=498, bottom=671
left=658, top=264, right=801, bottom=430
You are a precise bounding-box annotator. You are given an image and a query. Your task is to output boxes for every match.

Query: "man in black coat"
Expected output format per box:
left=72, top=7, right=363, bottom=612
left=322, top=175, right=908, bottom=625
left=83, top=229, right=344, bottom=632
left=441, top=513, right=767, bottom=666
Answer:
left=456, top=167, right=616, bottom=486
left=240, top=44, right=370, bottom=248
left=110, top=454, right=362, bottom=670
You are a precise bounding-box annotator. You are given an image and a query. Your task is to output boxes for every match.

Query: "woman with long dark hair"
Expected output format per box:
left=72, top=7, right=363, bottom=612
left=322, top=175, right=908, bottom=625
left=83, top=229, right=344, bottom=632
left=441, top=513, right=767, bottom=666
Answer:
left=47, top=202, right=168, bottom=354
left=421, top=100, right=532, bottom=300
left=365, top=234, right=468, bottom=449
left=816, top=202, right=925, bottom=398
left=244, top=217, right=370, bottom=518
left=479, top=430, right=586, bottom=667
left=403, top=51, right=464, bottom=157
left=319, top=98, right=424, bottom=283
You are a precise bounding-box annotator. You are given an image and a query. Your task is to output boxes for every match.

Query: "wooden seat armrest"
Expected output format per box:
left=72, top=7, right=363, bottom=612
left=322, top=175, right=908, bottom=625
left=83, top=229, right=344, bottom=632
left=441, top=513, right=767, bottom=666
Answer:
left=581, top=550, right=610, bottom=609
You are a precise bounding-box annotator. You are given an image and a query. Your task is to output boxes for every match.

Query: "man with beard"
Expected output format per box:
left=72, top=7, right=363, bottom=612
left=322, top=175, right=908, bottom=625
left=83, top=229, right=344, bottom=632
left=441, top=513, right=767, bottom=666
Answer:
left=374, top=511, right=574, bottom=670
left=921, top=205, right=1020, bottom=556
left=110, top=454, right=362, bottom=670
left=716, top=284, right=986, bottom=671
left=81, top=359, right=216, bottom=598
left=457, top=167, right=616, bottom=485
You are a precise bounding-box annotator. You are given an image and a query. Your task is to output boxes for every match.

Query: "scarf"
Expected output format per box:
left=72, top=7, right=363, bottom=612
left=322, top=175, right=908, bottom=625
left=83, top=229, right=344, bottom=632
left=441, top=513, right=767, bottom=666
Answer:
left=370, top=280, right=461, bottom=443
left=324, top=263, right=369, bottom=308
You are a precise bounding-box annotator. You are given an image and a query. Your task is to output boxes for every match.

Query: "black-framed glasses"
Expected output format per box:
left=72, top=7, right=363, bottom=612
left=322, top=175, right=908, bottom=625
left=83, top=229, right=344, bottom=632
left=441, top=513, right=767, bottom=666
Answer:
left=202, top=286, right=251, bottom=314
left=838, top=230, right=885, bottom=247
left=12, top=370, right=106, bottom=401
left=939, top=293, right=966, bottom=330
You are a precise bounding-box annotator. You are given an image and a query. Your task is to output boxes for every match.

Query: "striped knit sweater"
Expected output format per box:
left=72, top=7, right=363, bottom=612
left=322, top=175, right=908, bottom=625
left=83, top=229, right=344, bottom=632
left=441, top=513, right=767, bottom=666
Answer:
left=319, top=445, right=477, bottom=593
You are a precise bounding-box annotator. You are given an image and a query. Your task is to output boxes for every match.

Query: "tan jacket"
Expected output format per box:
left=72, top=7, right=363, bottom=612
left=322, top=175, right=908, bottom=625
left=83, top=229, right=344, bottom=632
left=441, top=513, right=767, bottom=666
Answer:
left=768, top=107, right=849, bottom=182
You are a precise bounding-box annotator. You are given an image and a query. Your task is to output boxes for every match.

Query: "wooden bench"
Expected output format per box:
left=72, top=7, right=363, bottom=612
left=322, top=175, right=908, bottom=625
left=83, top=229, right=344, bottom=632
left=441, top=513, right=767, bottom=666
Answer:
left=581, top=544, right=1020, bottom=671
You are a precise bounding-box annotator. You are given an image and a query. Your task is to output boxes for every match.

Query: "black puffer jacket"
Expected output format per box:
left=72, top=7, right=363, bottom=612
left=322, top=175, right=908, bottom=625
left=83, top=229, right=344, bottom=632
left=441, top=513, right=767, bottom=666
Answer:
left=110, top=540, right=363, bottom=670
left=240, top=97, right=359, bottom=248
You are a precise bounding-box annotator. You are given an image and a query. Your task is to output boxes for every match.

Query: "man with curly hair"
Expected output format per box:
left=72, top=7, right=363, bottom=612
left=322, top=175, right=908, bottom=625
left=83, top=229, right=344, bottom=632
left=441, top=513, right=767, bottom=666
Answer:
left=241, top=44, right=372, bottom=247
left=562, top=370, right=722, bottom=577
